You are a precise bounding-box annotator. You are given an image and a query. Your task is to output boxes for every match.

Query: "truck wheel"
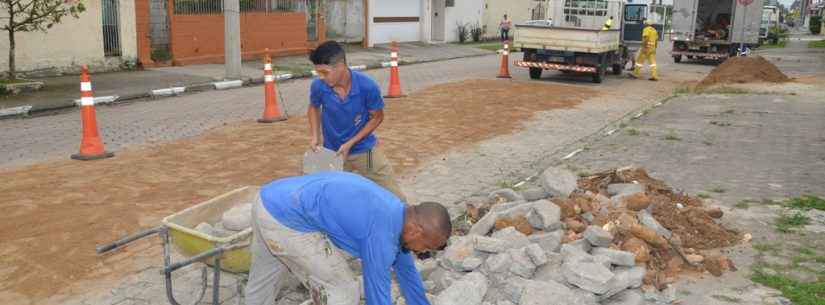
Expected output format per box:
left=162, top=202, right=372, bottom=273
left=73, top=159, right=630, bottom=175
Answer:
left=592, top=66, right=605, bottom=83
left=529, top=67, right=542, bottom=79
left=674, top=55, right=682, bottom=63
left=611, top=64, right=622, bottom=75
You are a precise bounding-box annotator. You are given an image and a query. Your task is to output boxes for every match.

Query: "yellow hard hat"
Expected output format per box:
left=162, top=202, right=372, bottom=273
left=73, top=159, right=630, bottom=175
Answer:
left=644, top=19, right=653, bottom=26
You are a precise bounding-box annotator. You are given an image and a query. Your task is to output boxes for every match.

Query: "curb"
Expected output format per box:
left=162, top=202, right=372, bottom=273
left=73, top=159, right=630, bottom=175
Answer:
left=5, top=52, right=497, bottom=119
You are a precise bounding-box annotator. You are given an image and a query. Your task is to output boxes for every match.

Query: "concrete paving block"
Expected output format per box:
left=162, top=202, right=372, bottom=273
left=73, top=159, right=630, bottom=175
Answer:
left=488, top=188, right=524, bottom=203
left=560, top=243, right=592, bottom=264
left=0, top=105, right=32, bottom=118
left=562, top=260, right=616, bottom=294
left=462, top=257, right=484, bottom=271
left=569, top=238, right=593, bottom=254
left=525, top=244, right=548, bottom=266
left=491, top=227, right=531, bottom=249
left=592, top=248, right=636, bottom=267
left=584, top=225, right=614, bottom=248
left=527, top=230, right=563, bottom=253
left=540, top=166, right=578, bottom=198
left=428, top=267, right=463, bottom=292
left=434, top=272, right=489, bottom=305
left=570, top=288, right=600, bottom=305
left=416, top=258, right=439, bottom=279
left=533, top=252, right=565, bottom=284
left=441, top=236, right=477, bottom=271
left=602, top=289, right=644, bottom=305
left=520, top=187, right=550, bottom=201
left=507, top=248, right=537, bottom=278
left=594, top=254, right=613, bottom=269
left=637, top=209, right=672, bottom=239
left=607, top=183, right=644, bottom=196
left=469, top=210, right=498, bottom=236
left=483, top=252, right=512, bottom=274
left=518, top=279, right=580, bottom=305
left=526, top=200, right=562, bottom=231
left=474, top=236, right=510, bottom=253
left=598, top=266, right=647, bottom=300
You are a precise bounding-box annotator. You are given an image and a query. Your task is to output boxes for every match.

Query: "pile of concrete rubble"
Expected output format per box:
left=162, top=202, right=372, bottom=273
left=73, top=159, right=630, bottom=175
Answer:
left=412, top=166, right=741, bottom=305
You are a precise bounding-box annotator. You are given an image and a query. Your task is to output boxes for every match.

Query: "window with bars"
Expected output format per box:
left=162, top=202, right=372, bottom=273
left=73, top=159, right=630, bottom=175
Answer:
left=173, top=0, right=307, bottom=15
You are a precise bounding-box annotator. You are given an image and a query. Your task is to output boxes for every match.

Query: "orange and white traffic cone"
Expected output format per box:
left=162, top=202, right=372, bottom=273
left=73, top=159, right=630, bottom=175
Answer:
left=71, top=65, right=114, bottom=161
left=384, top=41, right=406, bottom=98
left=258, top=50, right=287, bottom=123
left=497, top=41, right=512, bottom=79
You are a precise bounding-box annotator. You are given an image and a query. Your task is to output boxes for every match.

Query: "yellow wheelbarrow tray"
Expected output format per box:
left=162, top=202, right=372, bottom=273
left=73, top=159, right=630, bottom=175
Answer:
left=96, top=186, right=259, bottom=305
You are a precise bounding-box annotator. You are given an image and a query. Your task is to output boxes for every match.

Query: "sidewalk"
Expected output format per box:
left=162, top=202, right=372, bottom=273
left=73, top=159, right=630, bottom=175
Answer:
left=0, top=42, right=492, bottom=115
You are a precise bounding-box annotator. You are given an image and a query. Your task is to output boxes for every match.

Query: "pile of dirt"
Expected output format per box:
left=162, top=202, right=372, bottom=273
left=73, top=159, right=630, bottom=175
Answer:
left=698, top=56, right=791, bottom=87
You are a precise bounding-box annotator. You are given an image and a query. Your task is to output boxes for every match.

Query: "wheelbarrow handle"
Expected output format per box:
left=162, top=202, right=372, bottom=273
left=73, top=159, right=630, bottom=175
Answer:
left=163, top=242, right=250, bottom=274
left=96, top=226, right=163, bottom=255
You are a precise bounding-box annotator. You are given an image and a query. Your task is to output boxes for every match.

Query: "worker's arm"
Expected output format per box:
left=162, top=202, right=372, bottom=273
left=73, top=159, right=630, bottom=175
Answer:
left=394, top=251, right=431, bottom=305
left=360, top=237, right=394, bottom=305
left=308, top=81, right=323, bottom=151
left=337, top=80, right=385, bottom=158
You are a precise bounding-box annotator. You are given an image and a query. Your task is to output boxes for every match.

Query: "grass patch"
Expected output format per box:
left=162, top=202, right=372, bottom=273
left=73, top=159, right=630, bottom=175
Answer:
left=809, top=40, right=825, bottom=48
left=710, top=121, right=732, bottom=127
left=775, top=212, right=811, bottom=233
left=799, top=247, right=817, bottom=257
left=735, top=200, right=751, bottom=209
left=710, top=187, right=727, bottom=193
left=665, top=134, right=681, bottom=141
left=673, top=86, right=752, bottom=95
left=0, top=79, right=33, bottom=85
left=751, top=270, right=825, bottom=305
left=626, top=128, right=640, bottom=136
left=787, top=195, right=825, bottom=211
left=711, top=295, right=743, bottom=303
left=754, top=243, right=781, bottom=253
left=698, top=193, right=711, bottom=199
left=760, top=40, right=787, bottom=49
left=703, top=140, right=714, bottom=146
left=463, top=41, right=521, bottom=52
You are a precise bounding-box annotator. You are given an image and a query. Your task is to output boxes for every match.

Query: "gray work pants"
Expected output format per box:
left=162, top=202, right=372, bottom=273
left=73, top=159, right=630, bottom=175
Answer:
left=245, top=197, right=360, bottom=305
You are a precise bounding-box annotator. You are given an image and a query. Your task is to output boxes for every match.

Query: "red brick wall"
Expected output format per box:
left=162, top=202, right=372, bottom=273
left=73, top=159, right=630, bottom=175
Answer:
left=135, top=0, right=154, bottom=67
left=169, top=12, right=312, bottom=65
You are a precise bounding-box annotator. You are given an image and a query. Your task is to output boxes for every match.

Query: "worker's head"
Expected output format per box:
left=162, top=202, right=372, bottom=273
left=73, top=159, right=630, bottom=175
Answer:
left=401, top=202, right=452, bottom=254
left=503, top=14, right=508, bottom=19
left=309, top=40, right=348, bottom=87
left=644, top=18, right=652, bottom=26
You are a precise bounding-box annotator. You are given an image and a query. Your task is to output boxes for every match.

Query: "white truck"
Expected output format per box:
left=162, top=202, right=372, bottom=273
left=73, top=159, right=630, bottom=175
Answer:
left=671, top=0, right=765, bottom=63
left=760, top=5, right=779, bottom=42
left=512, top=0, right=664, bottom=83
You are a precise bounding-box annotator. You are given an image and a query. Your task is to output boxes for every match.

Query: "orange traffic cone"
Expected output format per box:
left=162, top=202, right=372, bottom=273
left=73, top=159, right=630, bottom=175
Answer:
left=258, top=49, right=287, bottom=123
left=384, top=41, right=406, bottom=98
left=71, top=66, right=114, bottom=161
left=497, top=41, right=512, bottom=79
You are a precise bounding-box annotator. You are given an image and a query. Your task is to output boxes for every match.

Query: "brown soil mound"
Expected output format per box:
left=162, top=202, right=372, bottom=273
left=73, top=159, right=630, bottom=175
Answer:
left=698, top=56, right=790, bottom=87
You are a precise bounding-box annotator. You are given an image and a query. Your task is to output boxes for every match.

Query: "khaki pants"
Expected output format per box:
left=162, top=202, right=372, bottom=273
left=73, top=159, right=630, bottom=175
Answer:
left=245, top=198, right=360, bottom=305
left=344, top=146, right=407, bottom=202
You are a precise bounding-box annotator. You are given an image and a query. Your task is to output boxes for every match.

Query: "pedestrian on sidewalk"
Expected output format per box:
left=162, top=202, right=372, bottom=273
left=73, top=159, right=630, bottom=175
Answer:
left=307, top=41, right=407, bottom=201
left=244, top=171, right=451, bottom=305
left=500, top=14, right=512, bottom=41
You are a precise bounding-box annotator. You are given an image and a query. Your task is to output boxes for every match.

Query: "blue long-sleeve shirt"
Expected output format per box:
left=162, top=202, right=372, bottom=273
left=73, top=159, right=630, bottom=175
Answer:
left=260, top=171, right=430, bottom=305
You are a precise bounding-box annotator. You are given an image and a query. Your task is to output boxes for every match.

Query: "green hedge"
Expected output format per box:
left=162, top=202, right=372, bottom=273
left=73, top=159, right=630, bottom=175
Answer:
left=811, top=16, right=822, bottom=35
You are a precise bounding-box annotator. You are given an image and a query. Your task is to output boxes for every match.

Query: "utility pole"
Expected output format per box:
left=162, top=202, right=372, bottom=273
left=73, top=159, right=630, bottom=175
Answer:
left=225, top=0, right=242, bottom=79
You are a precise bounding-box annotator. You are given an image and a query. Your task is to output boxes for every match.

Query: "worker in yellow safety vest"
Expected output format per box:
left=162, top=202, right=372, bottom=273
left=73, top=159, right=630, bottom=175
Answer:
left=632, top=19, right=659, bottom=81
left=602, top=16, right=614, bottom=31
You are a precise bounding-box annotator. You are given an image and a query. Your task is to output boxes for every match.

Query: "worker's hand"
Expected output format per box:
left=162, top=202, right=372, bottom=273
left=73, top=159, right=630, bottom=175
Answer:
left=310, top=138, right=320, bottom=152
left=336, top=141, right=354, bottom=160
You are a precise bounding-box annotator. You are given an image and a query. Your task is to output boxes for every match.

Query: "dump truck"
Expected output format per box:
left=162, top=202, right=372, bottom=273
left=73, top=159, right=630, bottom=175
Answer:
left=512, top=0, right=665, bottom=83
left=671, top=0, right=764, bottom=63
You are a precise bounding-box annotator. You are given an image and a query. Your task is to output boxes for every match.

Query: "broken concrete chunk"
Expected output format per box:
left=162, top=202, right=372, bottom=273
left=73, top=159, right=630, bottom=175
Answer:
left=519, top=279, right=582, bottom=305
left=525, top=200, right=562, bottom=231
left=488, top=188, right=524, bottom=204
left=527, top=230, right=563, bottom=253
left=599, top=267, right=647, bottom=300
left=533, top=253, right=565, bottom=284
left=507, top=248, right=537, bottom=278
left=495, top=277, right=527, bottom=304
left=593, top=255, right=613, bottom=269
left=570, top=288, right=600, bottom=305
left=607, top=183, right=644, bottom=197
left=491, top=227, right=531, bottom=249
left=461, top=257, right=484, bottom=271
left=222, top=202, right=253, bottom=231
left=525, top=244, right=548, bottom=266
left=469, top=211, right=498, bottom=236
left=602, top=289, right=644, bottom=305
left=637, top=209, right=672, bottom=239
left=483, top=252, right=512, bottom=274
left=473, top=236, right=510, bottom=253
left=434, top=272, right=489, bottom=305
left=428, top=267, right=463, bottom=293
left=416, top=259, right=439, bottom=279
left=540, top=166, right=578, bottom=198
left=569, top=236, right=593, bottom=253
left=441, top=236, right=477, bottom=271
left=562, top=260, right=616, bottom=294
left=520, top=187, right=549, bottom=201
left=592, top=248, right=636, bottom=267
left=561, top=243, right=593, bottom=264
left=584, top=226, right=614, bottom=247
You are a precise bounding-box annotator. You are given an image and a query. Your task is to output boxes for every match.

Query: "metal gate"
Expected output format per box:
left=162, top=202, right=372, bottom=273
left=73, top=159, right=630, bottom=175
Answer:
left=102, top=0, right=122, bottom=56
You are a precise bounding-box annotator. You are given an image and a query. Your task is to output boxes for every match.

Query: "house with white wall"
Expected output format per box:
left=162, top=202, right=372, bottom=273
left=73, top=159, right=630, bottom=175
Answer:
left=483, top=0, right=551, bottom=39
left=0, top=0, right=137, bottom=77
left=364, top=0, right=484, bottom=46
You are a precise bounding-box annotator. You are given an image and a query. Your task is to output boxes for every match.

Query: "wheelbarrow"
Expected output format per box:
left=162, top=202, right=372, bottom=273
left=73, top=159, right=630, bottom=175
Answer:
left=96, top=186, right=258, bottom=305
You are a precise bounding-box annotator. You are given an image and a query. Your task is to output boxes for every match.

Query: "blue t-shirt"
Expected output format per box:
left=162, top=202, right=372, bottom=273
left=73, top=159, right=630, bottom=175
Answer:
left=260, top=172, right=430, bottom=305
left=309, top=70, right=384, bottom=154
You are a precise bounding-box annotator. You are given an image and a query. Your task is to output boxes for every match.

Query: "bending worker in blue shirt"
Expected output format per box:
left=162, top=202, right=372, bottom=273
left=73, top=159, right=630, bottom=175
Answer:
left=307, top=41, right=407, bottom=201
left=244, top=171, right=452, bottom=305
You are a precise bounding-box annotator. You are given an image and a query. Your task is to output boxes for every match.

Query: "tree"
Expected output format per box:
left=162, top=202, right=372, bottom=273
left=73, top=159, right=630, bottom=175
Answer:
left=1, top=0, right=86, bottom=80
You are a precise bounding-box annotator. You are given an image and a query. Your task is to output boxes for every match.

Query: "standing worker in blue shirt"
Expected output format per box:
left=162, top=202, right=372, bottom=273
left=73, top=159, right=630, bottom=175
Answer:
left=307, top=41, right=406, bottom=201
left=244, top=171, right=452, bottom=305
